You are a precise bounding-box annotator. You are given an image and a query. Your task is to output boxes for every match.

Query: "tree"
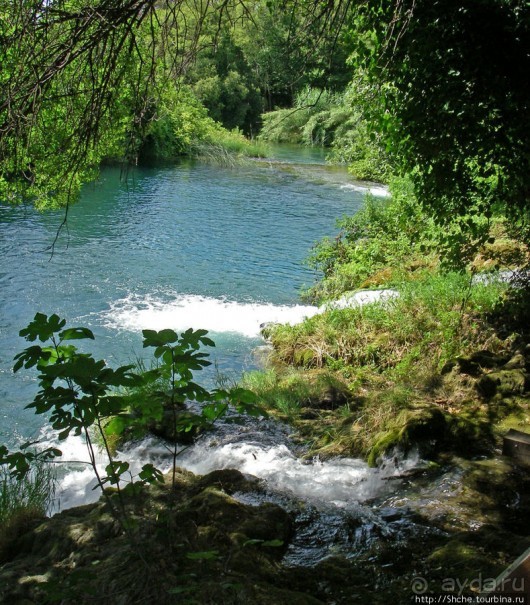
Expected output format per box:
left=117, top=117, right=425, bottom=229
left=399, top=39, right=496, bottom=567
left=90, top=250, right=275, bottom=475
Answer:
left=0, top=0, right=354, bottom=208
left=350, top=0, right=530, bottom=258
left=0, top=0, right=254, bottom=206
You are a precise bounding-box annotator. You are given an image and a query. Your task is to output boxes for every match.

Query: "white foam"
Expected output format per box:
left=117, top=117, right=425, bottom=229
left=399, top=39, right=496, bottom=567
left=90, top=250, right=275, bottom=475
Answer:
left=39, top=429, right=173, bottom=513
left=39, top=424, right=421, bottom=513
left=324, top=289, right=398, bottom=310
left=101, top=289, right=399, bottom=339
left=177, top=441, right=415, bottom=507
left=102, top=294, right=319, bottom=337
left=340, top=183, right=391, bottom=198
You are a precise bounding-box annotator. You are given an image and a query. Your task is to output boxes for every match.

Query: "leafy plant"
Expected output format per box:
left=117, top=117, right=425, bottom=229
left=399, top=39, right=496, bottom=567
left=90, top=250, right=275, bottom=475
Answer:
left=305, top=177, right=439, bottom=302
left=0, top=313, right=262, bottom=530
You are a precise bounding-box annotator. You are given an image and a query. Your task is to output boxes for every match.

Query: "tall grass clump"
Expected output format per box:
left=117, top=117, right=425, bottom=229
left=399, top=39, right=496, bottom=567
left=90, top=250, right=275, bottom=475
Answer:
left=240, top=368, right=350, bottom=419
left=270, top=273, right=508, bottom=375
left=262, top=274, right=511, bottom=463
left=0, top=461, right=56, bottom=558
left=192, top=128, right=269, bottom=165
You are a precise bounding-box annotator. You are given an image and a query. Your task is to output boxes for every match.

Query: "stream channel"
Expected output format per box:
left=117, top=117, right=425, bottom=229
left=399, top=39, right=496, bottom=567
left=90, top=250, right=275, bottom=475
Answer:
left=1, top=147, right=462, bottom=568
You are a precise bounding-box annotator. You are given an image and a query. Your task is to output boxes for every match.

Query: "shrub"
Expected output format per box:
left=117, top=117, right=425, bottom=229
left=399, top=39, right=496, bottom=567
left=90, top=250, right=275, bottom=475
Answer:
left=305, top=177, right=440, bottom=302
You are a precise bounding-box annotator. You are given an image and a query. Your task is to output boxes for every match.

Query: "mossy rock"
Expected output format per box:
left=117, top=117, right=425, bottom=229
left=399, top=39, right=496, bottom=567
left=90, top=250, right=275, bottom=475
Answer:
left=0, top=469, right=301, bottom=605
left=193, top=468, right=262, bottom=495
left=367, top=407, right=447, bottom=465
left=427, top=538, right=499, bottom=587
left=443, top=351, right=509, bottom=376
left=477, top=369, right=527, bottom=399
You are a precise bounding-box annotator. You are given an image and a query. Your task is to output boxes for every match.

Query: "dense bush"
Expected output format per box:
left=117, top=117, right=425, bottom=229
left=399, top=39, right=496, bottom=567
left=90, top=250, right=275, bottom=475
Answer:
left=305, top=177, right=439, bottom=302
left=260, top=83, right=393, bottom=182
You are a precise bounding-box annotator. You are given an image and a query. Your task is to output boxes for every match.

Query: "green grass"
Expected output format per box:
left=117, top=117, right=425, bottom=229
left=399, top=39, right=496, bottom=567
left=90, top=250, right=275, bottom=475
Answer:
left=248, top=271, right=517, bottom=463
left=304, top=177, right=441, bottom=302
left=239, top=368, right=350, bottom=420
left=0, top=461, right=56, bottom=559
left=271, top=273, right=507, bottom=374
left=192, top=129, right=269, bottom=165
left=242, top=169, right=530, bottom=466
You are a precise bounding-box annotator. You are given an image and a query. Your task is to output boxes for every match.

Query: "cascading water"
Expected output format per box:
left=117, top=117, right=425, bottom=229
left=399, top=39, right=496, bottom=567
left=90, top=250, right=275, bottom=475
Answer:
left=39, top=407, right=430, bottom=566
left=1, top=147, right=430, bottom=567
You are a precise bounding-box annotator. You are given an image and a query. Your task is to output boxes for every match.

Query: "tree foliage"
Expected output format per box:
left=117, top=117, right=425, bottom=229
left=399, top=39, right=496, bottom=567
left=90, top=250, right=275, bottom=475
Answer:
left=350, top=0, right=530, bottom=256
left=0, top=0, right=354, bottom=207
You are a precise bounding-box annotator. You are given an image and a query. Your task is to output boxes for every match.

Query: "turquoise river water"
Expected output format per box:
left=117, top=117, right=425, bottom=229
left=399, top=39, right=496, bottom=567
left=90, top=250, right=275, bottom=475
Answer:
left=0, top=146, right=383, bottom=448
left=2, top=150, right=446, bottom=567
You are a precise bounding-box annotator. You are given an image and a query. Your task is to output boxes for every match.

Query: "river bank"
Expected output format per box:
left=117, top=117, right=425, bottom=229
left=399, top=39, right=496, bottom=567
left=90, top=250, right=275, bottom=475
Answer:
left=241, top=179, right=530, bottom=468
left=2, top=155, right=530, bottom=603
left=2, top=452, right=530, bottom=604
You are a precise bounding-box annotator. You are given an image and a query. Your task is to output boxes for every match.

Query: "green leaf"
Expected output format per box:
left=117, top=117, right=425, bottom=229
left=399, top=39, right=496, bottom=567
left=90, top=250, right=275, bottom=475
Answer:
left=142, top=329, right=178, bottom=347
left=104, top=415, right=128, bottom=436
left=242, top=538, right=264, bottom=546
left=138, top=463, right=164, bottom=484
left=19, top=313, right=66, bottom=342
left=262, top=539, right=284, bottom=547
left=13, top=346, right=49, bottom=372
left=104, top=460, right=130, bottom=484
left=59, top=327, right=95, bottom=341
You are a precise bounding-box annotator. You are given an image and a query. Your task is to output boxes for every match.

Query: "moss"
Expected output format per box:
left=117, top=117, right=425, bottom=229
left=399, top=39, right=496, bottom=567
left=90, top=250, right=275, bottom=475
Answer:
left=427, top=538, right=500, bottom=587
left=0, top=469, right=306, bottom=605
left=477, top=369, right=527, bottom=399
left=366, top=407, right=448, bottom=465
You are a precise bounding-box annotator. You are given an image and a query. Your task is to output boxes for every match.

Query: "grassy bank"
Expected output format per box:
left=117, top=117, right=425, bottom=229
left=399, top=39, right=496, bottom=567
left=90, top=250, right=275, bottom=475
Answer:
left=241, top=183, right=530, bottom=465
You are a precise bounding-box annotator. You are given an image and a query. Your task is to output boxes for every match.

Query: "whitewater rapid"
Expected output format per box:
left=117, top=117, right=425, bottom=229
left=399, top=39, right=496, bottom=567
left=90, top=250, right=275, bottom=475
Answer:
left=101, top=289, right=398, bottom=338
left=45, top=288, right=400, bottom=513
left=43, top=424, right=418, bottom=515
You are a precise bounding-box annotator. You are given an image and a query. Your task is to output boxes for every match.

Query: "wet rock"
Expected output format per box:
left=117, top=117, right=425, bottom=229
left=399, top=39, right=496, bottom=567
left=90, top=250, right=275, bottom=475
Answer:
left=379, top=507, right=404, bottom=522
left=194, top=468, right=261, bottom=494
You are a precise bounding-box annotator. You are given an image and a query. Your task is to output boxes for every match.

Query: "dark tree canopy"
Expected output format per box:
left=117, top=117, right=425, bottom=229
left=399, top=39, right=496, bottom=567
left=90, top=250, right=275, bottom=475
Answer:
left=352, top=0, right=530, bottom=239
left=2, top=0, right=529, bottom=252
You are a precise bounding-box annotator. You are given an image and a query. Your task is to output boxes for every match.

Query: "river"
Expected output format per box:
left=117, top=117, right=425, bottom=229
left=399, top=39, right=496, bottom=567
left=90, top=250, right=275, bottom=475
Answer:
left=1, top=148, right=525, bottom=595
left=0, top=146, right=381, bottom=445
left=1, top=147, right=424, bottom=563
